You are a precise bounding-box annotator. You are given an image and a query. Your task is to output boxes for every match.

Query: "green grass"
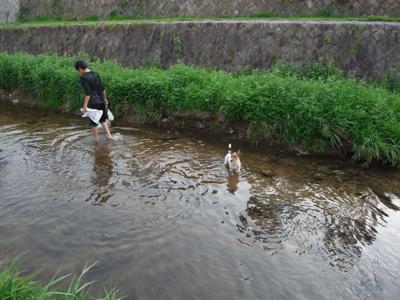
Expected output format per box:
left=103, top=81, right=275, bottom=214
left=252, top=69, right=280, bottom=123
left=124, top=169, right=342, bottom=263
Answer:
left=0, top=259, right=120, bottom=300
left=0, top=52, right=400, bottom=166
left=1, top=13, right=399, bottom=28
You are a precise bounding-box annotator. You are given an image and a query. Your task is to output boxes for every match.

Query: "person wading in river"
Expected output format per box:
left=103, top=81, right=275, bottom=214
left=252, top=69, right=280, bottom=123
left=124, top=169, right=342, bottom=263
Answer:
left=75, top=60, right=113, bottom=141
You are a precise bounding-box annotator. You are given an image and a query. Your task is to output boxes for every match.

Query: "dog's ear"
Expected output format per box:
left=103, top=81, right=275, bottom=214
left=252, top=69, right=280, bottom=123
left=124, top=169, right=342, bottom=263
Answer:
left=237, top=149, right=241, bottom=156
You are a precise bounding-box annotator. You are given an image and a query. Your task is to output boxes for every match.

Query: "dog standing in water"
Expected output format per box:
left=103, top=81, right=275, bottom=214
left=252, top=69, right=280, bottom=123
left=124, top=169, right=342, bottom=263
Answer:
left=75, top=60, right=112, bottom=142
left=225, top=144, right=241, bottom=173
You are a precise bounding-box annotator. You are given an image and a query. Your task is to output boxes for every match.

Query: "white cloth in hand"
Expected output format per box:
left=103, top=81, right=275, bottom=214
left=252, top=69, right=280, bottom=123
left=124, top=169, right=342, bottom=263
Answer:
left=81, top=108, right=103, bottom=124
left=107, top=109, right=114, bottom=121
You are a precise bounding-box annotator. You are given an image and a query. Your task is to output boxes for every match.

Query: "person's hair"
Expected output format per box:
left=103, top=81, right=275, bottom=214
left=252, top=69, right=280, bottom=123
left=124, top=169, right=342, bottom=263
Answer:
left=74, top=60, right=88, bottom=70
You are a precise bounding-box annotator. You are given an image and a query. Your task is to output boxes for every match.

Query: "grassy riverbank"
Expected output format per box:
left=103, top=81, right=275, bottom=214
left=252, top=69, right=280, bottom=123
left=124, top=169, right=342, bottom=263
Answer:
left=1, top=14, right=399, bottom=29
left=0, top=260, right=120, bottom=300
left=0, top=52, right=399, bottom=166
left=17, top=13, right=400, bottom=23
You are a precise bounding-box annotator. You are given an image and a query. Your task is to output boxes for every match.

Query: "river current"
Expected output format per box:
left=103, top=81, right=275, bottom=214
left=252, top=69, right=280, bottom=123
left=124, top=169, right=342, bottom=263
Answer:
left=0, top=103, right=400, bottom=299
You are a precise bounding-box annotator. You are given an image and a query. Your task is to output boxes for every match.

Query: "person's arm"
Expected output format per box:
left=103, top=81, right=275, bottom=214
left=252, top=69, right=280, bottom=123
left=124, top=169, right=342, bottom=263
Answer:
left=98, top=73, right=108, bottom=105
left=83, top=96, right=90, bottom=112
left=80, top=76, right=91, bottom=112
left=102, top=90, right=108, bottom=106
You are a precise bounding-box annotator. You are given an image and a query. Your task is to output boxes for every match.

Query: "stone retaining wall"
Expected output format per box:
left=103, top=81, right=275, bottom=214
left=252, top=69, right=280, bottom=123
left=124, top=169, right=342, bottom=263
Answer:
left=16, top=0, right=400, bottom=20
left=0, top=20, right=399, bottom=79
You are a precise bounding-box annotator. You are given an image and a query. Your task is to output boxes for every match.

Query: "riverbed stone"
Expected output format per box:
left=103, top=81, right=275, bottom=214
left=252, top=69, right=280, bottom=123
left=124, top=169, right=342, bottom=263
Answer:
left=261, top=170, right=275, bottom=178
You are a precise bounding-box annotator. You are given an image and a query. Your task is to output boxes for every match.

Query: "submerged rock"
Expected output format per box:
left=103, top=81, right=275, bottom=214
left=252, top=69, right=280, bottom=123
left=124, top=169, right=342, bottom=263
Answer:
left=160, top=136, right=178, bottom=141
left=261, top=170, right=278, bottom=182
left=311, top=173, right=324, bottom=182
left=238, top=213, right=248, bottom=226
left=331, top=170, right=345, bottom=176
left=261, top=170, right=275, bottom=178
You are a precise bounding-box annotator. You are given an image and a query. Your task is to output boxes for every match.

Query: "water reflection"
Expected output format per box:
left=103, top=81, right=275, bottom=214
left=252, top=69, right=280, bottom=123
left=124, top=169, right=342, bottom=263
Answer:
left=90, top=143, right=113, bottom=204
left=241, top=174, right=392, bottom=269
left=226, top=173, right=239, bottom=194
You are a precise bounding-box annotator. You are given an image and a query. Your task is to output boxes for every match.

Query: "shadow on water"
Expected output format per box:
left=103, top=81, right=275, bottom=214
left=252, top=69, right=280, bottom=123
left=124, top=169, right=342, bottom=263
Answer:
left=1, top=102, right=400, bottom=299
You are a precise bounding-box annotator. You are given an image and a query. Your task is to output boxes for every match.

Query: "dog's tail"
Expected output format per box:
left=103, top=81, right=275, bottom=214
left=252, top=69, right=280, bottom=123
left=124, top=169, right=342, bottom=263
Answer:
left=228, top=144, right=232, bottom=152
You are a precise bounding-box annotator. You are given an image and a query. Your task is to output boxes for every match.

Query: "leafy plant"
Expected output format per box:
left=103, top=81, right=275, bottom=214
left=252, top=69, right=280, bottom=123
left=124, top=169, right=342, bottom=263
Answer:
left=0, top=259, right=120, bottom=299
left=18, top=5, right=30, bottom=21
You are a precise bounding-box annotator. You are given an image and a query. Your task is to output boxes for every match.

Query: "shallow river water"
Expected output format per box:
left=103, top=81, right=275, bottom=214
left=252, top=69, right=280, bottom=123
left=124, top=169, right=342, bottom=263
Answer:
left=1, top=103, right=400, bottom=300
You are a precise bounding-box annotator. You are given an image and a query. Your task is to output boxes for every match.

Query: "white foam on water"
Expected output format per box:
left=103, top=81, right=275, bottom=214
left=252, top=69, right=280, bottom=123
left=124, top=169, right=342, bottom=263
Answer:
left=111, top=133, right=123, bottom=141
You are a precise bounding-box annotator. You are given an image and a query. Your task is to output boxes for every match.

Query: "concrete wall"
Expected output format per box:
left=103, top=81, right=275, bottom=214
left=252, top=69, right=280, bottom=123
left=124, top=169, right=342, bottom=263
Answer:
left=0, top=0, right=19, bottom=23
left=18, top=0, right=400, bottom=19
left=0, top=20, right=399, bottom=79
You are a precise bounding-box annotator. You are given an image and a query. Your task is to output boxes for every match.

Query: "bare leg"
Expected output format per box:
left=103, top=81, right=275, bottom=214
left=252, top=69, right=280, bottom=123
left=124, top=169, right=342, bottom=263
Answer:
left=92, top=127, right=100, bottom=142
left=100, top=122, right=113, bottom=139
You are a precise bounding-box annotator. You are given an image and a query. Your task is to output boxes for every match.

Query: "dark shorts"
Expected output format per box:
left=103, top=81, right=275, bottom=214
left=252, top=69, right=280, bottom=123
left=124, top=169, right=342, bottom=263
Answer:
left=88, top=102, right=108, bottom=127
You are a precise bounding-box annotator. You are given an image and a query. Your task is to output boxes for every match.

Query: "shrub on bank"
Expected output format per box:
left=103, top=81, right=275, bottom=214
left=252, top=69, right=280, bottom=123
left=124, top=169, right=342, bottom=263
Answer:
left=0, top=52, right=399, bottom=166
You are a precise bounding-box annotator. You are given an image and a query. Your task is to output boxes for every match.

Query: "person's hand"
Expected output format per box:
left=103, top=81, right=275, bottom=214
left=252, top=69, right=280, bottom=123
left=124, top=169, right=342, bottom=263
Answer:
left=104, top=98, right=109, bottom=106
left=83, top=106, right=88, bottom=113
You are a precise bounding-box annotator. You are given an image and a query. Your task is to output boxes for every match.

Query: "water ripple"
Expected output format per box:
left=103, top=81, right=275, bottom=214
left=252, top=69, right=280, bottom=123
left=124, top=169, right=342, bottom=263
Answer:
left=1, top=106, right=400, bottom=299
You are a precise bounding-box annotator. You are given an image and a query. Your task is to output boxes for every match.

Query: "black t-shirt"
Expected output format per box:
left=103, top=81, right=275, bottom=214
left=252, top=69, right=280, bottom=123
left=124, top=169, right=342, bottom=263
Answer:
left=80, top=71, right=105, bottom=107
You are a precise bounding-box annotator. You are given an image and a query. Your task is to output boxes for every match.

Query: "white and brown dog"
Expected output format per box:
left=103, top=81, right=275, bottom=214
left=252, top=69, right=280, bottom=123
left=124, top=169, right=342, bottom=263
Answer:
left=224, top=144, right=241, bottom=173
